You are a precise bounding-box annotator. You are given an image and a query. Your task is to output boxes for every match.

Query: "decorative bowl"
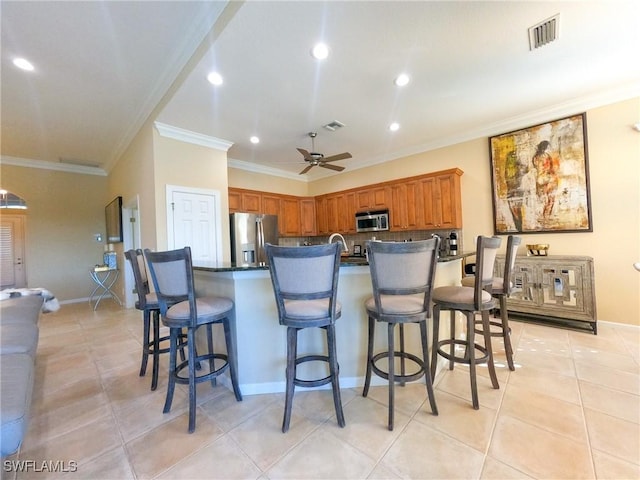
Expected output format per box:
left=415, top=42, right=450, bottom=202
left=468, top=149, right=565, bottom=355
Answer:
left=526, top=244, right=549, bottom=256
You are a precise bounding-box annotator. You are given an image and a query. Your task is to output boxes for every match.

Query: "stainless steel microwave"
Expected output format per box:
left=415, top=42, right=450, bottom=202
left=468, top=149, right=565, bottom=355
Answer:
left=355, top=210, right=389, bottom=233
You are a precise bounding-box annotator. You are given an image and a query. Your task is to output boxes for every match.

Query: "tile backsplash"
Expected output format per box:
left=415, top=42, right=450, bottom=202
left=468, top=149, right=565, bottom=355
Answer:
left=279, top=229, right=462, bottom=256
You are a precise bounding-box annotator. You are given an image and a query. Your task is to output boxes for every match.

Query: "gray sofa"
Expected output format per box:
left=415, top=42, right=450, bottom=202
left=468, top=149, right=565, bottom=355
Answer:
left=0, top=296, right=43, bottom=457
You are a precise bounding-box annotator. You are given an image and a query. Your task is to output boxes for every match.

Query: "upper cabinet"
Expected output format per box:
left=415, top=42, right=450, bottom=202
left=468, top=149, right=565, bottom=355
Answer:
left=229, top=167, right=463, bottom=237
left=228, top=188, right=262, bottom=213
left=229, top=188, right=314, bottom=237
left=416, top=169, right=462, bottom=229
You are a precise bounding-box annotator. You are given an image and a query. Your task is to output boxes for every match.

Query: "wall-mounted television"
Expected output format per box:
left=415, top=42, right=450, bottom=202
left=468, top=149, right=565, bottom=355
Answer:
left=105, top=196, right=123, bottom=243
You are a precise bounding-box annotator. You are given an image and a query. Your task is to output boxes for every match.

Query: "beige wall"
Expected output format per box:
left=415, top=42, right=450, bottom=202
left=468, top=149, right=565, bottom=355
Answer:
left=227, top=168, right=308, bottom=197
left=153, top=131, right=231, bottom=258
left=108, top=123, right=157, bottom=251
left=229, top=98, right=640, bottom=327
left=0, top=164, right=108, bottom=300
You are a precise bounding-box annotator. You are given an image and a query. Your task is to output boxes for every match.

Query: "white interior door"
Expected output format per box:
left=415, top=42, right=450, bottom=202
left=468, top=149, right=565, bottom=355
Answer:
left=167, top=186, right=222, bottom=267
left=0, top=215, right=27, bottom=288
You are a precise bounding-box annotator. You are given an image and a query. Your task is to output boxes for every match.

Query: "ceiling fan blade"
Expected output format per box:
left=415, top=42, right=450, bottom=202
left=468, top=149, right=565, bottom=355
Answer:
left=322, top=152, right=352, bottom=162
left=297, top=148, right=312, bottom=161
left=320, top=163, right=345, bottom=172
left=299, top=164, right=314, bottom=175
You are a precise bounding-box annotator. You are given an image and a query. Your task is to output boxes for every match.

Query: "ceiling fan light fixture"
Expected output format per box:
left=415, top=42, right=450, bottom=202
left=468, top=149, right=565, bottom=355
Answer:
left=250, top=136, right=260, bottom=144
left=389, top=122, right=400, bottom=132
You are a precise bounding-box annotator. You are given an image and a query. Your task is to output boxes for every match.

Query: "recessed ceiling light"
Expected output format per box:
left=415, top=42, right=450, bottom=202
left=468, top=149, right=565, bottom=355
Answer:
left=394, top=73, right=410, bottom=86
left=389, top=122, right=400, bottom=132
left=207, top=71, right=223, bottom=86
left=13, top=58, right=34, bottom=71
left=311, top=43, right=329, bottom=60
left=250, top=136, right=260, bottom=144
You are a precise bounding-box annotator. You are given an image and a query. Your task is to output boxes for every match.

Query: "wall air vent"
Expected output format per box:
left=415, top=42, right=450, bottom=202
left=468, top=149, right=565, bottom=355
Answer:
left=528, top=14, right=559, bottom=50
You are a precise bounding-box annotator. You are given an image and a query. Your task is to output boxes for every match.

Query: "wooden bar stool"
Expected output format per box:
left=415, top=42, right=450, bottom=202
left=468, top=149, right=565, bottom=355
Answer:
left=144, top=247, right=242, bottom=433
left=461, top=235, right=522, bottom=370
left=265, top=242, right=345, bottom=433
left=363, top=238, right=440, bottom=430
left=430, top=235, right=501, bottom=409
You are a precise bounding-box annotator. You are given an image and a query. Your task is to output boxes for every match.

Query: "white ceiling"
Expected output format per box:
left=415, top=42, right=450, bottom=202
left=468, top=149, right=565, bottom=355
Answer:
left=2, top=1, right=639, bottom=180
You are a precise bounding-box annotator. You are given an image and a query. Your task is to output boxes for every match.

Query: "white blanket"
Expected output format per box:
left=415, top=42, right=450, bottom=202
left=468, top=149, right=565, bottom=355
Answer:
left=0, top=288, right=60, bottom=313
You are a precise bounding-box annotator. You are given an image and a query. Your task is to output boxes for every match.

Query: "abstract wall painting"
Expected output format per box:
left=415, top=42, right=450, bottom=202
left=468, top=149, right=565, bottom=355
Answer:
left=489, top=113, right=592, bottom=234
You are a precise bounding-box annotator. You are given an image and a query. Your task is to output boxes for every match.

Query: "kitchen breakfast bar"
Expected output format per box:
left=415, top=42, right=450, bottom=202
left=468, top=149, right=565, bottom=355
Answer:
left=193, top=253, right=471, bottom=396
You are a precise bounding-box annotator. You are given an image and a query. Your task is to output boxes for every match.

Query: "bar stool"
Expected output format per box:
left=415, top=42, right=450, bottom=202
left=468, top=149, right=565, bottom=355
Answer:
left=430, top=235, right=501, bottom=409
left=265, top=242, right=345, bottom=433
left=124, top=249, right=168, bottom=391
left=363, top=238, right=440, bottom=430
left=461, top=235, right=522, bottom=370
left=144, top=246, right=242, bottom=433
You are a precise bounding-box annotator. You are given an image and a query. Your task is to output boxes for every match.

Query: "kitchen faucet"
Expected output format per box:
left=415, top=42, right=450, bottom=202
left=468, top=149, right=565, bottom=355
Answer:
left=328, top=233, right=349, bottom=253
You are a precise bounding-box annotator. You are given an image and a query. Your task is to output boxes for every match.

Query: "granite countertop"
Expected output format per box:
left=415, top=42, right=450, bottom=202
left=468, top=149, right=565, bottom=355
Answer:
left=194, top=251, right=473, bottom=273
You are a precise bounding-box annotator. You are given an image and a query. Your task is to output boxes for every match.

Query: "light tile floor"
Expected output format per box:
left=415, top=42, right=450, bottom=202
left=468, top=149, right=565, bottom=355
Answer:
left=4, top=302, right=639, bottom=479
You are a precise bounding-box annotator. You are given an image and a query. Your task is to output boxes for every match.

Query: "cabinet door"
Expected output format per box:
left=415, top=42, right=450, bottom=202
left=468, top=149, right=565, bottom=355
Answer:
left=228, top=190, right=241, bottom=212
left=437, top=173, right=461, bottom=228
left=315, top=196, right=328, bottom=235
left=262, top=194, right=280, bottom=216
left=418, top=173, right=461, bottom=229
left=343, top=192, right=356, bottom=233
left=280, top=197, right=301, bottom=236
left=390, top=181, right=420, bottom=231
left=241, top=191, right=262, bottom=213
left=418, top=177, right=439, bottom=229
left=299, top=198, right=316, bottom=236
left=370, top=186, right=390, bottom=209
left=325, top=195, right=340, bottom=233
left=356, top=190, right=371, bottom=211
left=390, top=184, right=408, bottom=230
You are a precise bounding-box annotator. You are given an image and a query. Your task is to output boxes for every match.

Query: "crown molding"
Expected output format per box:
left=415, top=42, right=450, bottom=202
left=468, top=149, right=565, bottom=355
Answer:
left=0, top=155, right=107, bottom=176
left=154, top=122, right=233, bottom=151
left=227, top=158, right=307, bottom=182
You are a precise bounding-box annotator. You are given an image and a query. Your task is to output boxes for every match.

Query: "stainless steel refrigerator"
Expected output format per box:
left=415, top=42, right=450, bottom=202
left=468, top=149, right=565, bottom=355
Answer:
left=230, top=213, right=279, bottom=266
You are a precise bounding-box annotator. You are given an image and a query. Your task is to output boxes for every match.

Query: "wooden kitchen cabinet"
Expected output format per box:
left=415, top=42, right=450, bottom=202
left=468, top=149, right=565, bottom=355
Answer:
left=496, top=255, right=597, bottom=334
left=228, top=188, right=262, bottom=213
left=261, top=194, right=280, bottom=216
left=417, top=169, right=462, bottom=229
left=315, top=196, right=328, bottom=235
left=228, top=189, right=241, bottom=212
left=230, top=167, right=463, bottom=237
left=299, top=198, right=316, bottom=236
left=343, top=192, right=356, bottom=233
left=280, top=197, right=301, bottom=236
left=390, top=181, right=420, bottom=231
left=325, top=194, right=340, bottom=233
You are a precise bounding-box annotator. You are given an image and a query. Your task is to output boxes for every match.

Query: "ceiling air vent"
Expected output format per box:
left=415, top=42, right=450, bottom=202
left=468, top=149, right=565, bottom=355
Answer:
left=323, top=120, right=345, bottom=132
left=528, top=14, right=559, bottom=50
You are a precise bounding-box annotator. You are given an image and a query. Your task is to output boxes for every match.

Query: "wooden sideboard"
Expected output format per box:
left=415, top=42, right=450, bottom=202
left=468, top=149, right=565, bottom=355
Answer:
left=496, top=254, right=597, bottom=334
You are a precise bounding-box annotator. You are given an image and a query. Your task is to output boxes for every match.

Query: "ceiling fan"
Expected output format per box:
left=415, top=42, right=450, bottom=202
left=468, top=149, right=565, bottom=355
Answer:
left=297, top=132, right=352, bottom=175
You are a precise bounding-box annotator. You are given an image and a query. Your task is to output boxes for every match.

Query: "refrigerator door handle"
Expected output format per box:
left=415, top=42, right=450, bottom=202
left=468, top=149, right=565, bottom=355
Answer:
left=257, top=217, right=264, bottom=264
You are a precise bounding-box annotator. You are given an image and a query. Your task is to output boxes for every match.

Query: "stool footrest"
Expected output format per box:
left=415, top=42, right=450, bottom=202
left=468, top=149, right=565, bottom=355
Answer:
left=173, top=353, right=229, bottom=385
left=436, top=339, right=489, bottom=365
left=292, top=354, right=335, bottom=388
left=474, top=321, right=511, bottom=338
left=370, top=351, right=426, bottom=383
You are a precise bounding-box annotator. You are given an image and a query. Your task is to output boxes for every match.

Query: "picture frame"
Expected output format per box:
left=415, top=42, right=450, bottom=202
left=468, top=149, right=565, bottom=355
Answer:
left=489, top=113, right=592, bottom=234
